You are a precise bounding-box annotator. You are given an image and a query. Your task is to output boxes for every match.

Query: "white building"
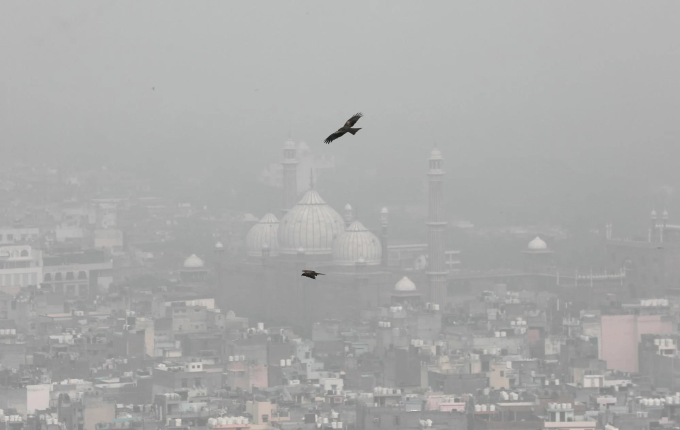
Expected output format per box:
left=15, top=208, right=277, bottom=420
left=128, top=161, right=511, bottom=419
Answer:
left=0, top=245, right=43, bottom=288
left=0, top=227, right=40, bottom=245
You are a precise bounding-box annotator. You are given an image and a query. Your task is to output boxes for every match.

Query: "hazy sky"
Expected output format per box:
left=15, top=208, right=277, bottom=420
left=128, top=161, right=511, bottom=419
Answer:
left=2, top=1, right=680, bottom=233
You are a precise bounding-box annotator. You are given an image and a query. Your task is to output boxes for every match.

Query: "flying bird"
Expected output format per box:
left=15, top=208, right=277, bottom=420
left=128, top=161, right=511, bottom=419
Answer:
left=301, top=270, right=324, bottom=280
left=324, top=112, right=363, bottom=144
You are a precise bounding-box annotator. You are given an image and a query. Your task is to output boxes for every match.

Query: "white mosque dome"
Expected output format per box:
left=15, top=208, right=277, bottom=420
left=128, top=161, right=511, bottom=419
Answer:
left=651, top=209, right=658, bottom=219
left=215, top=241, right=224, bottom=249
left=246, top=213, right=280, bottom=257
left=527, top=236, right=547, bottom=250
left=381, top=207, right=389, bottom=214
left=284, top=139, right=296, bottom=149
left=344, top=203, right=352, bottom=211
left=278, top=189, right=345, bottom=255
left=395, top=276, right=417, bottom=292
left=183, top=254, right=205, bottom=269
left=332, top=220, right=382, bottom=266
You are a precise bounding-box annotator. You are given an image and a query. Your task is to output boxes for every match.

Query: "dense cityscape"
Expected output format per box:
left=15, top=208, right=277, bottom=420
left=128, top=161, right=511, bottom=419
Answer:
left=3, top=2, right=680, bottom=430
left=0, top=140, right=677, bottom=430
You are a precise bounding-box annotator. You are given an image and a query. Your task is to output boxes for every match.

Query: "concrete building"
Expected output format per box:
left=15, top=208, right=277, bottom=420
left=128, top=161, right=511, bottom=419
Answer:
left=601, top=308, right=674, bottom=373
left=355, top=402, right=468, bottom=430
left=0, top=245, right=42, bottom=289
left=0, top=228, right=40, bottom=246
left=42, top=250, right=113, bottom=298
left=152, top=361, right=220, bottom=397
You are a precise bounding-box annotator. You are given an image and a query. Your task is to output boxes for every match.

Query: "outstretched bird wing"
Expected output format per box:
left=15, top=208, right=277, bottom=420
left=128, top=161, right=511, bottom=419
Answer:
left=324, top=130, right=346, bottom=144
left=302, top=270, right=315, bottom=274
left=344, top=112, right=363, bottom=128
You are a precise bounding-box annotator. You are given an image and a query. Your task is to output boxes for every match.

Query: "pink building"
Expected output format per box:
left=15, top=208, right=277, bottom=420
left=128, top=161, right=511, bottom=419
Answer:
left=426, top=395, right=467, bottom=413
left=601, top=314, right=673, bottom=373
left=224, top=361, right=268, bottom=392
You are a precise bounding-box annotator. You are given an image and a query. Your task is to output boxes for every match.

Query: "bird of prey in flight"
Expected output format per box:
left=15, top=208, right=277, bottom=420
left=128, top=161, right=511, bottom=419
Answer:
left=301, top=270, right=324, bottom=280
left=324, top=112, right=363, bottom=144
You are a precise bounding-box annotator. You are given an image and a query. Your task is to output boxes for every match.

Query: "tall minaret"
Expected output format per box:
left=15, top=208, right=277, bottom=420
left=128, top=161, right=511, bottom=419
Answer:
left=426, top=147, right=448, bottom=305
left=281, top=139, right=299, bottom=214
left=380, top=207, right=389, bottom=267
left=344, top=204, right=354, bottom=227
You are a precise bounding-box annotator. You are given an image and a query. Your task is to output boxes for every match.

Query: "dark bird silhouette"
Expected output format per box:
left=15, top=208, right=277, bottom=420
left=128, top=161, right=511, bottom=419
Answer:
left=301, top=270, right=324, bottom=280
left=324, top=112, right=363, bottom=144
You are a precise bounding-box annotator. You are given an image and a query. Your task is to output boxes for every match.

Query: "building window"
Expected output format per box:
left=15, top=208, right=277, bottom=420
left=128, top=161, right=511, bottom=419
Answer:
left=194, top=378, right=202, bottom=386
left=66, top=272, right=75, bottom=281
left=44, top=273, right=53, bottom=282
left=500, top=371, right=505, bottom=377
left=20, top=250, right=28, bottom=257
left=78, top=271, right=87, bottom=280
left=181, top=378, right=188, bottom=388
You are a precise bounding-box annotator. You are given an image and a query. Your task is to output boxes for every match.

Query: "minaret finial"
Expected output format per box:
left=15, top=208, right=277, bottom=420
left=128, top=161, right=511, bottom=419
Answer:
left=309, top=168, right=314, bottom=189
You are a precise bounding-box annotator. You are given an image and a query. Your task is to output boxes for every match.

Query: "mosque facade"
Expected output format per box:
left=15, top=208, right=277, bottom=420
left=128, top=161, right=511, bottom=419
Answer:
left=218, top=141, right=449, bottom=331
left=607, top=209, right=680, bottom=298
left=217, top=140, right=634, bottom=333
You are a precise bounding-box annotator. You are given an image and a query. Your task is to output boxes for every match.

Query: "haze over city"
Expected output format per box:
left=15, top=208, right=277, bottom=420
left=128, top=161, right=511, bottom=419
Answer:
left=1, top=2, right=680, bottom=430
left=3, top=2, right=680, bottom=233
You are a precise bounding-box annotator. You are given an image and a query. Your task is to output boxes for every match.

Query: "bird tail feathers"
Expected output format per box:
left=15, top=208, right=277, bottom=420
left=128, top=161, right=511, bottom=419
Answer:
left=348, top=128, right=361, bottom=135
